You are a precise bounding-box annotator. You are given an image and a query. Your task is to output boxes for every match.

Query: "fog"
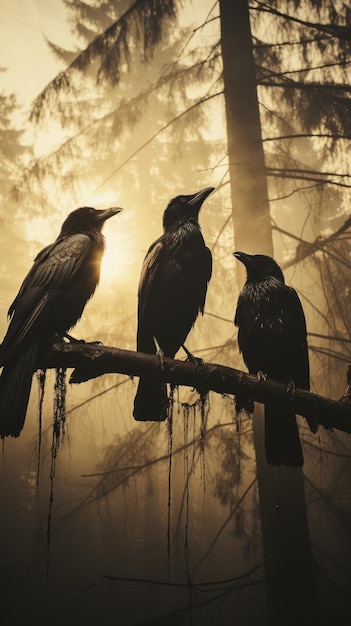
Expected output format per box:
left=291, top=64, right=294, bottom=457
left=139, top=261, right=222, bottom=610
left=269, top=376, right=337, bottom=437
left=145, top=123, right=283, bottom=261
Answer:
left=1, top=1, right=351, bottom=624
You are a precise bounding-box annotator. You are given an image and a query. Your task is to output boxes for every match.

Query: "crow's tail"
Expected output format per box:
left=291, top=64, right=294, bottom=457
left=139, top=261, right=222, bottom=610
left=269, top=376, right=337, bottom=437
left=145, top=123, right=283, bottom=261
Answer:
left=0, top=343, right=38, bottom=438
left=133, top=374, right=168, bottom=422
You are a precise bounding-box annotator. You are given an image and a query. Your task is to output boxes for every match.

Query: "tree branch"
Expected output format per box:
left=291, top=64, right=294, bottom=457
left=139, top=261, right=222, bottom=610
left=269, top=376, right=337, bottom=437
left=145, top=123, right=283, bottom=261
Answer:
left=41, top=340, right=351, bottom=434
left=275, top=215, right=351, bottom=270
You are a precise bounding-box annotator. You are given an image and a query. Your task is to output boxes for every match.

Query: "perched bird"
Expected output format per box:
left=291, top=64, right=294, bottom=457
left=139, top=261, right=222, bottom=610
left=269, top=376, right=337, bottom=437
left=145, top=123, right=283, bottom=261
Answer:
left=133, top=187, right=214, bottom=421
left=0, top=206, right=122, bottom=438
left=233, top=251, right=316, bottom=467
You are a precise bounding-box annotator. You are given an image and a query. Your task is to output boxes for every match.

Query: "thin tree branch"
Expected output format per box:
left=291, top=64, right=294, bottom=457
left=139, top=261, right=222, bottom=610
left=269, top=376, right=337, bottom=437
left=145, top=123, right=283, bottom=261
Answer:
left=252, top=1, right=351, bottom=42
left=263, top=133, right=351, bottom=142
left=274, top=215, right=351, bottom=269
left=308, top=332, right=351, bottom=345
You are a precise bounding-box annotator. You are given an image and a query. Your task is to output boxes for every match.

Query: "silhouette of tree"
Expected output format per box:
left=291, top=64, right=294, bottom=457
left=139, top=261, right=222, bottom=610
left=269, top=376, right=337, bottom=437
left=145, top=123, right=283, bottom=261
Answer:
left=0, top=80, right=34, bottom=312
left=2, top=2, right=351, bottom=624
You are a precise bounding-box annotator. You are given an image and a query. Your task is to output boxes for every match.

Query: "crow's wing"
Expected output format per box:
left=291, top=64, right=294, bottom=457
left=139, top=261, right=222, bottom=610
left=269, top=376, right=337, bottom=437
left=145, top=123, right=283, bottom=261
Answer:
left=138, top=235, right=211, bottom=310
left=137, top=239, right=164, bottom=307
left=198, top=245, right=212, bottom=313
left=1, top=233, right=93, bottom=361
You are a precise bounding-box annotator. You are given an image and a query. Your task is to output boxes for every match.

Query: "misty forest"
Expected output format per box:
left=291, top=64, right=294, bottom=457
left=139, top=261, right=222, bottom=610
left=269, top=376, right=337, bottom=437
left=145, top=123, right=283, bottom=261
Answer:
left=1, top=1, right=351, bottom=624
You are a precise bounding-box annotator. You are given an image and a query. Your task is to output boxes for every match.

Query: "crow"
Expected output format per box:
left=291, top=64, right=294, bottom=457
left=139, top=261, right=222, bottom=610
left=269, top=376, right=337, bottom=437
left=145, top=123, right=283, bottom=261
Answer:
left=233, top=251, right=317, bottom=467
left=0, top=206, right=122, bottom=438
left=133, top=187, right=214, bottom=421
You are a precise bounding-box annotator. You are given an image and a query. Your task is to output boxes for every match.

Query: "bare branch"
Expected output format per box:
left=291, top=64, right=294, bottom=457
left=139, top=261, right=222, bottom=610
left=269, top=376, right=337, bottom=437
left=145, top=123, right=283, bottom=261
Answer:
left=275, top=215, right=351, bottom=269
left=263, top=133, right=351, bottom=142
left=253, top=1, right=351, bottom=42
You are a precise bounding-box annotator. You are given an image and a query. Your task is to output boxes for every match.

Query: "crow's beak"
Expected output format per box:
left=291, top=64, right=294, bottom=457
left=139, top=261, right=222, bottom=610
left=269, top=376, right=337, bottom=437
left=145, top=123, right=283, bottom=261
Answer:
left=97, top=207, right=123, bottom=221
left=233, top=251, right=252, bottom=267
left=188, top=187, right=215, bottom=209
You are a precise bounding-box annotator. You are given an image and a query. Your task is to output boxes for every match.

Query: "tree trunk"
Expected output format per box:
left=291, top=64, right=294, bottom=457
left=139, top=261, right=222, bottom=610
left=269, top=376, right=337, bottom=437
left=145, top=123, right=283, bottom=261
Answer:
left=219, top=0, right=272, bottom=259
left=219, top=0, right=320, bottom=621
left=254, top=406, right=319, bottom=624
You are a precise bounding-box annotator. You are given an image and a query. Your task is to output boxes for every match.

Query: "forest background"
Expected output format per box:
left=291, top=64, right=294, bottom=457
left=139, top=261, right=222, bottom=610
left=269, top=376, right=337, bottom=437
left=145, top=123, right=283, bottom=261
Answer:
left=0, top=1, right=351, bottom=625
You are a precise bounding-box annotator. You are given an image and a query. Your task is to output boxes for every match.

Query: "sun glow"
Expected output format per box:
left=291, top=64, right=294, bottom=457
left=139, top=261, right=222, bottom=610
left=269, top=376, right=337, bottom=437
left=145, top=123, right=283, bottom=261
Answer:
left=20, top=207, right=133, bottom=288
left=100, top=217, right=134, bottom=285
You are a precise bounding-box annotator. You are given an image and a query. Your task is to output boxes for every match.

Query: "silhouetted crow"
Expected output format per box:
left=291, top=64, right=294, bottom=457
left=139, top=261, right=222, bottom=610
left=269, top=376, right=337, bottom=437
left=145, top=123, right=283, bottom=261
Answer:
left=233, top=251, right=317, bottom=467
left=0, top=206, right=122, bottom=438
left=133, top=187, right=214, bottom=421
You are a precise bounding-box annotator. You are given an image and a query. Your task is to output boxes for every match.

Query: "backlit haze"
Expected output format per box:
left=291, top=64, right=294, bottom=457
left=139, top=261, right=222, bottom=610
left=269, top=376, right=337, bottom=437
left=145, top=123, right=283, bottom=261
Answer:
left=0, top=3, right=350, bottom=625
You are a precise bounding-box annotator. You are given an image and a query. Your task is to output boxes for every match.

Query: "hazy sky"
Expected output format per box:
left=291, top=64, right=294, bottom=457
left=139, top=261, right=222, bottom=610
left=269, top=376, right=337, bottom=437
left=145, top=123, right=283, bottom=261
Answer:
left=0, top=0, right=73, bottom=108
left=0, top=0, right=203, bottom=109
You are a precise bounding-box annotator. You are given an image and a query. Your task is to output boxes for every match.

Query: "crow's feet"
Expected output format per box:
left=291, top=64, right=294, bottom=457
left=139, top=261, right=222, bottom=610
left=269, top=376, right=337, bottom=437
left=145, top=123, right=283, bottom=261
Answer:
left=182, top=344, right=203, bottom=367
left=152, top=336, right=166, bottom=371
left=158, top=347, right=165, bottom=372
left=257, top=370, right=267, bottom=382
left=61, top=333, right=83, bottom=343
left=62, top=333, right=102, bottom=345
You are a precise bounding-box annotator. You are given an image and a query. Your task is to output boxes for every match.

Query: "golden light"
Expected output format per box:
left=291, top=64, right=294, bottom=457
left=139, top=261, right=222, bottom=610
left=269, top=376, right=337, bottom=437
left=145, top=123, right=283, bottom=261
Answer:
left=100, top=213, right=135, bottom=286
left=21, top=203, right=133, bottom=288
left=101, top=232, right=126, bottom=282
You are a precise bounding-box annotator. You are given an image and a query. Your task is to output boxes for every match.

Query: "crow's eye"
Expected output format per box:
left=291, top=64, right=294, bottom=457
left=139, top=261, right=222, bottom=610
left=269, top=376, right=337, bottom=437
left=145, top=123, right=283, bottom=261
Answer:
left=180, top=197, right=187, bottom=203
